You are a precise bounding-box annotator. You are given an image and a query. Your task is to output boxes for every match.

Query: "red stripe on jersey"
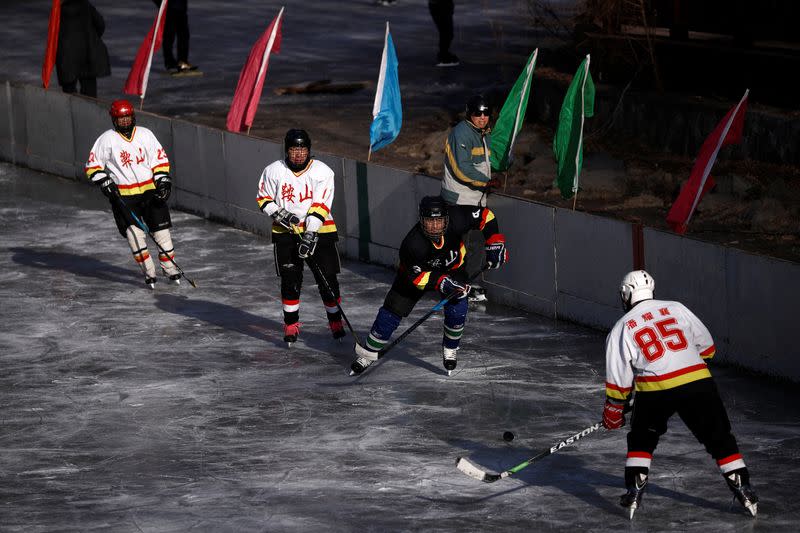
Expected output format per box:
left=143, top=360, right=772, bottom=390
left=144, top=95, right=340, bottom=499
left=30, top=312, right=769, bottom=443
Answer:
left=257, top=195, right=274, bottom=202
left=310, top=202, right=330, bottom=214
left=606, top=382, right=633, bottom=393
left=717, top=453, right=743, bottom=466
left=118, top=178, right=155, bottom=190
left=635, top=363, right=708, bottom=382
left=626, top=451, right=652, bottom=459
left=700, top=345, right=716, bottom=357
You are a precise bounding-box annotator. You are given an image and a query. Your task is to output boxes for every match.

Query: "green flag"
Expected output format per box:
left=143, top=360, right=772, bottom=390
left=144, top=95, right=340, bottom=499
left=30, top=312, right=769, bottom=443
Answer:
left=490, top=49, right=538, bottom=172
left=553, top=54, right=595, bottom=199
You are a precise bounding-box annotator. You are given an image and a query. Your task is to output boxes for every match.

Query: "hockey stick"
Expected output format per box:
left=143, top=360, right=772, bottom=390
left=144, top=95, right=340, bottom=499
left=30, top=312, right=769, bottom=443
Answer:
left=114, top=195, right=198, bottom=288
left=289, top=224, right=362, bottom=346
left=455, top=422, right=603, bottom=483
left=375, top=268, right=485, bottom=360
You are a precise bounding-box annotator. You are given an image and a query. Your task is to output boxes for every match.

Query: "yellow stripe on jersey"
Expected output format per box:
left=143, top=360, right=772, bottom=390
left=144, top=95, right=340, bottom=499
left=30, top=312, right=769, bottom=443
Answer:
left=451, top=243, right=466, bottom=270
left=470, top=146, right=486, bottom=156
left=257, top=195, right=274, bottom=210
left=700, top=345, right=716, bottom=359
left=479, top=208, right=495, bottom=229
left=605, top=382, right=633, bottom=401
left=307, top=202, right=330, bottom=220
left=445, top=141, right=487, bottom=188
left=412, top=271, right=431, bottom=290
left=271, top=219, right=338, bottom=234
left=152, top=163, right=170, bottom=174
left=635, top=363, right=711, bottom=392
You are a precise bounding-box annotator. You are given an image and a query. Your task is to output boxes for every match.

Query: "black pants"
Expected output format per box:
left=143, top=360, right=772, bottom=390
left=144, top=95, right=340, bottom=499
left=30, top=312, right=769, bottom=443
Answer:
left=110, top=192, right=172, bottom=237
left=628, top=378, right=740, bottom=462
left=61, top=78, right=97, bottom=98
left=273, top=233, right=341, bottom=325
left=159, top=0, right=190, bottom=67
left=428, top=0, right=454, bottom=56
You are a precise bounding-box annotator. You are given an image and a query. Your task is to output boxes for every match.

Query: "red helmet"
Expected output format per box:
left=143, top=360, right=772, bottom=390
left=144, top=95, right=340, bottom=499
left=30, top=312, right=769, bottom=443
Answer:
left=109, top=99, right=135, bottom=119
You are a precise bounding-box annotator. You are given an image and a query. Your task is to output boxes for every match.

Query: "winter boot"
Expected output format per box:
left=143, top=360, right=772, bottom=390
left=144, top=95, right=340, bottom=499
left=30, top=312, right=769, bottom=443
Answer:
left=724, top=469, right=758, bottom=517
left=620, top=472, right=648, bottom=520
left=443, top=346, right=458, bottom=374
left=283, top=322, right=301, bottom=346
left=329, top=319, right=346, bottom=340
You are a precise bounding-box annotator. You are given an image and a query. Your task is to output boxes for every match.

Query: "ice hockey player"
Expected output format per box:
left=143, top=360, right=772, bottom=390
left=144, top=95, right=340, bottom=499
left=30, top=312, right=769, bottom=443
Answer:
left=349, top=196, right=508, bottom=375
left=85, top=99, right=180, bottom=289
left=603, top=270, right=758, bottom=519
left=256, top=128, right=345, bottom=346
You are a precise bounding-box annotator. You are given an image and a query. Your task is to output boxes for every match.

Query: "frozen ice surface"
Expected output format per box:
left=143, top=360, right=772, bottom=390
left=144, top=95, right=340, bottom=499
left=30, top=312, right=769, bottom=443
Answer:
left=1, top=162, right=799, bottom=531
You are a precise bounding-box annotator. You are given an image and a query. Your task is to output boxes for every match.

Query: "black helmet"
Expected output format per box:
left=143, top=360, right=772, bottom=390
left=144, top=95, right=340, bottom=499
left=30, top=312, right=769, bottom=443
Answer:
left=284, top=128, right=311, bottom=171
left=419, top=196, right=449, bottom=240
left=465, top=94, right=491, bottom=118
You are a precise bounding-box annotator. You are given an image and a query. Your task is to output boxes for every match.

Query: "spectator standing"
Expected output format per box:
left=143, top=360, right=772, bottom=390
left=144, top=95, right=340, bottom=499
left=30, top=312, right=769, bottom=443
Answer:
left=429, top=0, right=458, bottom=66
left=152, top=0, right=199, bottom=75
left=56, top=0, right=110, bottom=98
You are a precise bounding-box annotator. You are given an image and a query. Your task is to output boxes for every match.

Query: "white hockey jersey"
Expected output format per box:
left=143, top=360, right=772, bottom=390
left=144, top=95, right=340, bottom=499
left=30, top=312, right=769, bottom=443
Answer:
left=256, top=158, right=337, bottom=235
left=85, top=126, right=170, bottom=196
left=605, top=299, right=716, bottom=401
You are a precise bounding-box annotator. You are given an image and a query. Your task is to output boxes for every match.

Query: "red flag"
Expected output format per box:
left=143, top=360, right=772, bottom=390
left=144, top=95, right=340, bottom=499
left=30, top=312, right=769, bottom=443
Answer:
left=123, top=0, right=169, bottom=100
left=226, top=7, right=284, bottom=133
left=42, top=0, right=61, bottom=88
left=666, top=90, right=749, bottom=234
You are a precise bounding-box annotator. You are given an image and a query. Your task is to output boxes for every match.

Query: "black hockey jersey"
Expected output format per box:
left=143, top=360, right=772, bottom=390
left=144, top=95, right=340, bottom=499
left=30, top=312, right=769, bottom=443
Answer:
left=399, top=205, right=500, bottom=291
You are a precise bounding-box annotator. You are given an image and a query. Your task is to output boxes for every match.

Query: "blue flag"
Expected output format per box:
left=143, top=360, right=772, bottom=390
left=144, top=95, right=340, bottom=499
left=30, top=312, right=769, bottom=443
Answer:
left=369, top=23, right=402, bottom=152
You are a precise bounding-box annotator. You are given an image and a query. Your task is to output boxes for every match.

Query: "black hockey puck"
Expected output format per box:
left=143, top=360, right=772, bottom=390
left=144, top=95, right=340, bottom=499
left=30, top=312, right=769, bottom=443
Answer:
left=502, top=431, right=515, bottom=442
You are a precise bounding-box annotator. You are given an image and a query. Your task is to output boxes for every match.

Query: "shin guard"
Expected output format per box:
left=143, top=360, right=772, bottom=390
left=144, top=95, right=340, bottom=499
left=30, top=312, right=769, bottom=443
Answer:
left=126, top=226, right=156, bottom=278
left=152, top=229, right=179, bottom=276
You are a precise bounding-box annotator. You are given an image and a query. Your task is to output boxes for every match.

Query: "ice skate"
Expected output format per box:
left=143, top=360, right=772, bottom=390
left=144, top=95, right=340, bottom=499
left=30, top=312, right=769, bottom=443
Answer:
left=145, top=276, right=157, bottom=290
left=350, top=343, right=378, bottom=375
left=283, top=322, right=301, bottom=347
left=725, top=471, right=758, bottom=517
left=168, top=273, right=181, bottom=286
left=620, top=473, right=647, bottom=520
left=467, top=285, right=487, bottom=303
left=443, top=346, right=458, bottom=375
left=329, top=319, right=346, bottom=340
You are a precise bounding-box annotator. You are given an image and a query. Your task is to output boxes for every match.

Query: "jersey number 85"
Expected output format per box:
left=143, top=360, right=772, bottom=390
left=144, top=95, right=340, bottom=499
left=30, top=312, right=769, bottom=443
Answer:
left=633, top=317, right=688, bottom=362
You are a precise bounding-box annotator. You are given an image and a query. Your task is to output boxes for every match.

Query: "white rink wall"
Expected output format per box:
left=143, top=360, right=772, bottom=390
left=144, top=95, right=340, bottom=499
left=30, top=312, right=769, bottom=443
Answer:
left=2, top=81, right=797, bottom=381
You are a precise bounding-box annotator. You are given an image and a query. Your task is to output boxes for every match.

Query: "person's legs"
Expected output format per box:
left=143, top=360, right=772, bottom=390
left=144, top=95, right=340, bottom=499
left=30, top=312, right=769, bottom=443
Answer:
left=61, top=80, right=78, bottom=94
left=162, top=9, right=178, bottom=69
left=77, top=77, right=97, bottom=98
left=677, top=379, right=758, bottom=515
left=308, top=239, right=345, bottom=339
left=429, top=0, right=457, bottom=64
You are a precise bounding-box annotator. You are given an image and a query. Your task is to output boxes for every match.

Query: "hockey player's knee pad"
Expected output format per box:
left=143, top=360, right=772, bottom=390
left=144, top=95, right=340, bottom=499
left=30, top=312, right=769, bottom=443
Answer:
left=444, top=296, right=468, bottom=328
left=372, top=306, right=401, bottom=340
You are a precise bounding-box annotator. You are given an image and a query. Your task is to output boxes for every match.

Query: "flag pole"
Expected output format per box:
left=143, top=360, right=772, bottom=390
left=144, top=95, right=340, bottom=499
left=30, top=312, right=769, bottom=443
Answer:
left=367, top=148, right=372, bottom=162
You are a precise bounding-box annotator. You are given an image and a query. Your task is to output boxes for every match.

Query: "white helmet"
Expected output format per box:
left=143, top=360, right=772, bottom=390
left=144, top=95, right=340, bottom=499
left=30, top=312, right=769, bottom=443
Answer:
left=620, top=270, right=655, bottom=310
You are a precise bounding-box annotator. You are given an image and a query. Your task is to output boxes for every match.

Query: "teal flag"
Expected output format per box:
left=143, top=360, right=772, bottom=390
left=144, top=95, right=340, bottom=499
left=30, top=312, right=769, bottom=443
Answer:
left=490, top=49, right=538, bottom=172
left=553, top=54, right=595, bottom=199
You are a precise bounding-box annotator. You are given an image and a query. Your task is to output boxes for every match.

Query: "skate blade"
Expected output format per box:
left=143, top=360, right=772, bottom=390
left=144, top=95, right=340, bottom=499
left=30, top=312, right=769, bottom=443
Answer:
left=745, top=502, right=757, bottom=517
left=627, top=502, right=638, bottom=520
left=447, top=370, right=453, bottom=376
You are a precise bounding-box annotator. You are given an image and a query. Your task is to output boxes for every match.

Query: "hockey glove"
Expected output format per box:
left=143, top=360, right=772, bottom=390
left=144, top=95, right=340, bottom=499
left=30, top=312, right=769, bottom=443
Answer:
left=297, top=231, right=319, bottom=259
left=98, top=176, right=119, bottom=199
left=437, top=275, right=470, bottom=299
left=485, top=234, right=508, bottom=269
left=602, top=398, right=626, bottom=430
left=154, top=174, right=172, bottom=202
left=272, top=207, right=301, bottom=230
